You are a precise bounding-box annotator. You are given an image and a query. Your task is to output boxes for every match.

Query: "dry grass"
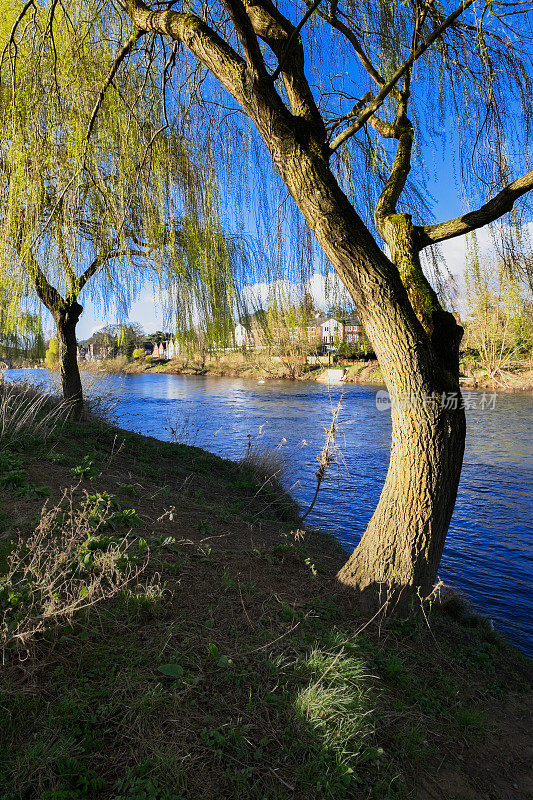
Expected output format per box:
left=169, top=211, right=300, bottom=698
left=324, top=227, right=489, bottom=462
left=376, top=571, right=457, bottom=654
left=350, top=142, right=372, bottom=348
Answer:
left=0, top=380, right=71, bottom=451
left=80, top=373, right=121, bottom=423
left=240, top=438, right=289, bottom=489
left=1, top=489, right=146, bottom=656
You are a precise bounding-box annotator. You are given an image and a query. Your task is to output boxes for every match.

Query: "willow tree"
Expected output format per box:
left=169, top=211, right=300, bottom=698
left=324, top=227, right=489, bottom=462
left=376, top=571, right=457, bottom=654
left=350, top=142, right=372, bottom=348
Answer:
left=96, top=0, right=533, bottom=608
left=0, top=3, right=240, bottom=415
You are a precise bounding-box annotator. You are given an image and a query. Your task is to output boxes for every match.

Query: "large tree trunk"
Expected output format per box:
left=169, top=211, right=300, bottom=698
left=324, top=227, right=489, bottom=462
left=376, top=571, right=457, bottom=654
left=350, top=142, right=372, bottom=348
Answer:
left=54, top=301, right=84, bottom=418
left=337, top=395, right=466, bottom=610
left=256, top=126, right=467, bottom=608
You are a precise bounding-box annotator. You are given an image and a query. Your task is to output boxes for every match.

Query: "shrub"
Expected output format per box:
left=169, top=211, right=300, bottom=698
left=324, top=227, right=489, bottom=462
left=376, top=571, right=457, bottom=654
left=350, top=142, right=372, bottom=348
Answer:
left=44, top=338, right=59, bottom=370
left=100, top=355, right=129, bottom=373
left=132, top=348, right=145, bottom=360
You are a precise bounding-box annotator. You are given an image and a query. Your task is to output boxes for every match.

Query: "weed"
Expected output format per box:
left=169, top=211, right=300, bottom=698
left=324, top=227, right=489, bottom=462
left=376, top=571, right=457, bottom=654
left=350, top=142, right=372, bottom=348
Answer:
left=0, top=490, right=146, bottom=654
left=196, top=521, right=212, bottom=536
left=455, top=708, right=487, bottom=735
left=70, top=456, right=98, bottom=480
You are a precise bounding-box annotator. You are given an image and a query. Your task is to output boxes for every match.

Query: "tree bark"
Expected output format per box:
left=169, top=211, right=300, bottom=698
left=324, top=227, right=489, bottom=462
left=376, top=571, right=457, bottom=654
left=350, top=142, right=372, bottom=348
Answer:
left=253, top=127, right=466, bottom=609
left=54, top=301, right=84, bottom=418
left=337, top=396, right=465, bottom=611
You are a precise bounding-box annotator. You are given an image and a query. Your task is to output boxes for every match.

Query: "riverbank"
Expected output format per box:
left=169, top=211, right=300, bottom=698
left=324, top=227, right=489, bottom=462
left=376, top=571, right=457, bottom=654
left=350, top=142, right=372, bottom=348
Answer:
left=79, top=352, right=388, bottom=385
left=0, top=385, right=531, bottom=799
left=458, top=364, right=533, bottom=392
left=78, top=353, right=533, bottom=392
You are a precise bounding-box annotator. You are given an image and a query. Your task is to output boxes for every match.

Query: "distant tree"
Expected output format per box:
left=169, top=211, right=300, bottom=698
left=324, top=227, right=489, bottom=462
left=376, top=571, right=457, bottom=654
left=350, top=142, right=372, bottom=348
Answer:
left=148, top=332, right=171, bottom=346
left=0, top=4, right=240, bottom=416
left=0, top=307, right=44, bottom=363
left=302, top=291, right=318, bottom=320
left=463, top=251, right=533, bottom=381
left=86, top=323, right=145, bottom=359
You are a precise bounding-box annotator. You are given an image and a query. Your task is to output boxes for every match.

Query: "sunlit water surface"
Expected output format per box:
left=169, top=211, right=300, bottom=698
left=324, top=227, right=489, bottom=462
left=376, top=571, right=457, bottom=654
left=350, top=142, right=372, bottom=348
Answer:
left=5, top=368, right=533, bottom=656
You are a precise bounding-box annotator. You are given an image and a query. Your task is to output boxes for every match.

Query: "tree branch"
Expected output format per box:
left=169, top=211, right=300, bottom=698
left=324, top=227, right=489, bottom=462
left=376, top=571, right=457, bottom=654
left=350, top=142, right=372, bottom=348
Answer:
left=222, top=0, right=267, bottom=77
left=243, top=0, right=326, bottom=133
left=25, top=249, right=66, bottom=315
left=415, top=168, right=533, bottom=248
left=86, top=28, right=145, bottom=141
left=270, top=0, right=324, bottom=83
left=329, top=0, right=475, bottom=153
left=77, top=249, right=122, bottom=293
left=118, top=0, right=249, bottom=107
left=374, top=70, right=414, bottom=229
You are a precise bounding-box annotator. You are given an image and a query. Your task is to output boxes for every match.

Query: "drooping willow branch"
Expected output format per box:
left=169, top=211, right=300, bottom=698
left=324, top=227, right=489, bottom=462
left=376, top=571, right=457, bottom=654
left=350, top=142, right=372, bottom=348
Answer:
left=329, top=0, right=476, bottom=153
left=86, top=29, right=145, bottom=141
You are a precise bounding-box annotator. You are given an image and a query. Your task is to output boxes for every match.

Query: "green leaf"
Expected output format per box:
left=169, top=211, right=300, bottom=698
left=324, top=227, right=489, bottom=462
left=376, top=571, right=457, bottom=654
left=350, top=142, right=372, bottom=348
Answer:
left=158, top=663, right=184, bottom=678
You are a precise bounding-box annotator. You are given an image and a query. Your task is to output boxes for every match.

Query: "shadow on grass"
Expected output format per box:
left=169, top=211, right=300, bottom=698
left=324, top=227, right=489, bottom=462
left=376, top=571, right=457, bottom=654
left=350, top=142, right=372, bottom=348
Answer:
left=0, top=412, right=531, bottom=800
left=1, top=535, right=531, bottom=800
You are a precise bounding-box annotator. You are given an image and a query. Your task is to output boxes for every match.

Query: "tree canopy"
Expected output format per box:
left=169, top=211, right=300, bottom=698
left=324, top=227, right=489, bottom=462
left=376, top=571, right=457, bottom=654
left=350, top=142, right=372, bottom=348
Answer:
left=0, top=0, right=250, bottom=358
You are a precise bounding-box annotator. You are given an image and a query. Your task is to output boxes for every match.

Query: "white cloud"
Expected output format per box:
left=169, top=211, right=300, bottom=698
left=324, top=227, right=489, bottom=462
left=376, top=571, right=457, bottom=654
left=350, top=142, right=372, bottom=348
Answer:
left=76, top=290, right=166, bottom=339
left=242, top=272, right=353, bottom=312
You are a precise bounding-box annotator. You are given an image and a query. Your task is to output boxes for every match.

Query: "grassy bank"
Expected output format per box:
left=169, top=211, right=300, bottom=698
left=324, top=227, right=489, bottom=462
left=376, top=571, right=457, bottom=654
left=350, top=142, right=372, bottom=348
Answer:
left=0, top=385, right=531, bottom=800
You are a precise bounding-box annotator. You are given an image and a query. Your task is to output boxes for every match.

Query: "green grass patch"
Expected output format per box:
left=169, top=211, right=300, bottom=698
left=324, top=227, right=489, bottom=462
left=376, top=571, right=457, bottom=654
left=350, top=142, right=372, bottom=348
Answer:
left=0, top=398, right=530, bottom=800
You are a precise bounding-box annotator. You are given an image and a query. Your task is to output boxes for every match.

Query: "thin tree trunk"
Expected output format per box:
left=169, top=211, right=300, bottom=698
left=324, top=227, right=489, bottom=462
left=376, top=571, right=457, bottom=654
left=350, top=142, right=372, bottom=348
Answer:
left=54, top=301, right=84, bottom=418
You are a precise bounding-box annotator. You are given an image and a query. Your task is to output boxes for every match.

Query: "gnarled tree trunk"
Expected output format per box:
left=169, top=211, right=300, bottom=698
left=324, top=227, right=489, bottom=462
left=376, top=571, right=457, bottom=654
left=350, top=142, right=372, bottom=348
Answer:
left=338, top=395, right=465, bottom=609
left=54, top=301, right=84, bottom=419
left=260, top=134, right=466, bottom=609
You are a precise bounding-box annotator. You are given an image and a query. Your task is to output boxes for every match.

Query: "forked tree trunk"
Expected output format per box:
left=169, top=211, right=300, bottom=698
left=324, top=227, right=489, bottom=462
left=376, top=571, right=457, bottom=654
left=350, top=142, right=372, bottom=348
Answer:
left=54, top=301, right=84, bottom=418
left=257, top=132, right=467, bottom=609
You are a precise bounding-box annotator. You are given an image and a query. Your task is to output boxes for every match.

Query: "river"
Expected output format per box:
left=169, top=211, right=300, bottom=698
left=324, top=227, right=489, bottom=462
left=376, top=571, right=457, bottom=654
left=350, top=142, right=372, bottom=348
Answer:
left=4, top=368, right=533, bottom=657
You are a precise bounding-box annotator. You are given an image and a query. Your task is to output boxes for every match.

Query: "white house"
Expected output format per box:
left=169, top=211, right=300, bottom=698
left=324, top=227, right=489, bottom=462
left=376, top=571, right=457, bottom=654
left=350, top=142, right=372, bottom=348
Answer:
left=234, top=322, right=256, bottom=349
left=166, top=339, right=176, bottom=359
left=320, top=318, right=344, bottom=348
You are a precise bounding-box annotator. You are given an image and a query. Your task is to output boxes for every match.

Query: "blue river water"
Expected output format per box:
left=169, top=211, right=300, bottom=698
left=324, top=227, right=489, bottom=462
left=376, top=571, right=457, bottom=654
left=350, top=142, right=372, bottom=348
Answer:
left=5, top=368, right=533, bottom=656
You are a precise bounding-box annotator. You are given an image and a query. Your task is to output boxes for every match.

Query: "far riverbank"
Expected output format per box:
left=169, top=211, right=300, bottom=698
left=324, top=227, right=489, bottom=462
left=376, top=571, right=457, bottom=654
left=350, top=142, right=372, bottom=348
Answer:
left=78, top=352, right=533, bottom=392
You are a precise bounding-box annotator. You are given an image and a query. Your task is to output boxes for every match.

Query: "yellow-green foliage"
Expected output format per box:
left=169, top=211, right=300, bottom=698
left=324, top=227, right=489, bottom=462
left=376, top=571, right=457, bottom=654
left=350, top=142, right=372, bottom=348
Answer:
left=0, top=1, right=242, bottom=349
left=45, top=339, right=59, bottom=370
left=132, top=348, right=145, bottom=360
